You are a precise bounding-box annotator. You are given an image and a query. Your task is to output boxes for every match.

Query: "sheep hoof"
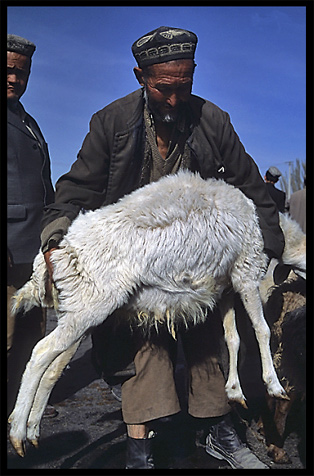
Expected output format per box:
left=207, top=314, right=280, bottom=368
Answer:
left=272, top=386, right=289, bottom=400
left=279, top=391, right=290, bottom=401
left=266, top=380, right=289, bottom=400
left=235, top=398, right=248, bottom=409
left=229, top=397, right=248, bottom=409
left=239, top=398, right=248, bottom=409
left=29, top=438, right=39, bottom=448
left=10, top=436, right=26, bottom=458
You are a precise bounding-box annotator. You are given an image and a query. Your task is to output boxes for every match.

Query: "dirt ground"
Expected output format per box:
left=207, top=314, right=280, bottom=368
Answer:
left=6, top=310, right=308, bottom=472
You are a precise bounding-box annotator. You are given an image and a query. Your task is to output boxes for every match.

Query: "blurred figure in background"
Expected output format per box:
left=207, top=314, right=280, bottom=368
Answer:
left=287, top=177, right=306, bottom=233
left=7, top=34, right=56, bottom=417
left=264, top=166, right=286, bottom=213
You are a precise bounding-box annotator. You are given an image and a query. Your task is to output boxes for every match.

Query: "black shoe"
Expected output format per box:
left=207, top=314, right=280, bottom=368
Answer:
left=205, top=415, right=269, bottom=469
left=125, top=433, right=155, bottom=469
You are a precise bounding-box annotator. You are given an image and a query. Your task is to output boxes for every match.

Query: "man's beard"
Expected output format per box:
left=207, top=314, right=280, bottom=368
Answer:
left=143, top=88, right=178, bottom=123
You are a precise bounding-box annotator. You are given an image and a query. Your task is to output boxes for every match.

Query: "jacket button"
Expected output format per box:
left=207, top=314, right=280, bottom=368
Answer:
left=32, top=144, right=38, bottom=149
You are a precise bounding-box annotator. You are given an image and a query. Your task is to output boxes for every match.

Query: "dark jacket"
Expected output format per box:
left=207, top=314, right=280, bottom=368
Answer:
left=41, top=89, right=284, bottom=259
left=265, top=182, right=286, bottom=213
left=8, top=104, right=55, bottom=264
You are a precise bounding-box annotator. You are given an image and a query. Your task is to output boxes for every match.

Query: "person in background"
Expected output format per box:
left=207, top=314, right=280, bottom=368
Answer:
left=287, top=177, right=306, bottom=233
left=42, top=26, right=285, bottom=469
left=264, top=166, right=286, bottom=213
left=7, top=34, right=56, bottom=417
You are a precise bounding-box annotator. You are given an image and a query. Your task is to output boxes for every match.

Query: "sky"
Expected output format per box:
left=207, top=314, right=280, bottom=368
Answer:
left=7, top=5, right=307, bottom=189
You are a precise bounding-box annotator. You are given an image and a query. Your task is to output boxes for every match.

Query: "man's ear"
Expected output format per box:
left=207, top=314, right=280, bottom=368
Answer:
left=133, top=67, right=145, bottom=86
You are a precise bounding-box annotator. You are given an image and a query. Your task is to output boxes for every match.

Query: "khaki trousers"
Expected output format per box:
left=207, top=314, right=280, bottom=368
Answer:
left=121, top=311, right=230, bottom=425
left=7, top=263, right=46, bottom=416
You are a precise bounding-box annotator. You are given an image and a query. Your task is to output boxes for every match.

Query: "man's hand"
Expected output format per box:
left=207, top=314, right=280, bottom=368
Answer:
left=44, top=248, right=58, bottom=299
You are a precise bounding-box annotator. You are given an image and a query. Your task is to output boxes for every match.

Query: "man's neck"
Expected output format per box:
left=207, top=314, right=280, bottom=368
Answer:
left=7, top=99, right=20, bottom=111
left=154, top=121, right=175, bottom=159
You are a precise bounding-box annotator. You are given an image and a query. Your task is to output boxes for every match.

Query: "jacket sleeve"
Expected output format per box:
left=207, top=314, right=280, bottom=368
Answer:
left=41, top=111, right=110, bottom=252
left=218, top=113, right=285, bottom=259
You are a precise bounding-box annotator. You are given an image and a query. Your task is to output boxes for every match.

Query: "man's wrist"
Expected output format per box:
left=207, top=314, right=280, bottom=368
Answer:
left=42, top=238, right=61, bottom=254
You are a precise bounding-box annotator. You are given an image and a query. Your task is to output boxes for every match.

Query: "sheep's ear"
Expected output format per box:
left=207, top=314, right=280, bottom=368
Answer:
left=273, top=263, right=291, bottom=285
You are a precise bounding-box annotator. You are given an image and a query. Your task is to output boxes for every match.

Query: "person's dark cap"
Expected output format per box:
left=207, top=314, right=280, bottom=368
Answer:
left=7, top=34, right=36, bottom=58
left=132, top=26, right=198, bottom=68
left=267, top=166, right=282, bottom=179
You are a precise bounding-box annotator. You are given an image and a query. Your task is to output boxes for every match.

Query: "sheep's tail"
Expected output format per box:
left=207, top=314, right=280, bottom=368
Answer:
left=10, top=251, right=55, bottom=316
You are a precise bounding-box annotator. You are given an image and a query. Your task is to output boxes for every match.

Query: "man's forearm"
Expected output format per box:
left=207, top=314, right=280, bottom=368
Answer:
left=41, top=216, right=73, bottom=253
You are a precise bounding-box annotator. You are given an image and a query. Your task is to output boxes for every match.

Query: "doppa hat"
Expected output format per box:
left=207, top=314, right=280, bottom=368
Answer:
left=7, top=34, right=36, bottom=58
left=267, top=166, right=282, bottom=179
left=132, top=26, right=197, bottom=68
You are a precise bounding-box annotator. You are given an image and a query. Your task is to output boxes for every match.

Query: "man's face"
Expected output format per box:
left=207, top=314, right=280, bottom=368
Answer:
left=137, top=59, right=194, bottom=123
left=7, top=51, right=31, bottom=103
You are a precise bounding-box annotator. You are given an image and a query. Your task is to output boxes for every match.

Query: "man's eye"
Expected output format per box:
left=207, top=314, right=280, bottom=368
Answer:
left=158, top=86, right=190, bottom=94
left=7, top=68, right=27, bottom=78
left=156, top=86, right=169, bottom=93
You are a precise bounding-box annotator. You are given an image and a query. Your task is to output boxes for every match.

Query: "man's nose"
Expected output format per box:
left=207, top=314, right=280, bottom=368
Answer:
left=7, top=73, right=18, bottom=83
left=166, top=93, right=179, bottom=107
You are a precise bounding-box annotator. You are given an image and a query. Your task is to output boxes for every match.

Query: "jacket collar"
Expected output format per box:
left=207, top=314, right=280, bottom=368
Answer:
left=8, top=102, right=35, bottom=139
left=125, top=89, right=145, bottom=130
left=7, top=101, right=45, bottom=149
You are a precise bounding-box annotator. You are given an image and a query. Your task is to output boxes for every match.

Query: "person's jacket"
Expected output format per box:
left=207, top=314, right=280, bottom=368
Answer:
left=8, top=104, right=55, bottom=264
left=41, top=89, right=284, bottom=259
left=288, top=187, right=306, bottom=233
left=265, top=182, right=286, bottom=213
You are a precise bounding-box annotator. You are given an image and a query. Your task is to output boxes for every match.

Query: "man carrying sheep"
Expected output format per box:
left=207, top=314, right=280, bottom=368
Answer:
left=41, top=26, right=284, bottom=469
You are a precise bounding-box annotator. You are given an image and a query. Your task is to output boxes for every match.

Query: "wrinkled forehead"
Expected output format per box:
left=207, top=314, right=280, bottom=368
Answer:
left=7, top=51, right=31, bottom=70
left=146, top=59, right=195, bottom=80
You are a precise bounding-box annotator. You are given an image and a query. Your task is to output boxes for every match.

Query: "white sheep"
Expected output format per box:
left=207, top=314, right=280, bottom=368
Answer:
left=259, top=212, right=306, bottom=304
left=9, top=171, right=304, bottom=457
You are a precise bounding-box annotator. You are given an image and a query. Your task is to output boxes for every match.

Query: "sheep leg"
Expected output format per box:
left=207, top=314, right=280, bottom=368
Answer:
left=8, top=324, right=84, bottom=457
left=273, top=392, right=295, bottom=437
left=239, top=285, right=287, bottom=399
left=9, top=276, right=133, bottom=457
left=26, top=339, right=82, bottom=447
left=265, top=395, right=295, bottom=463
left=219, top=294, right=247, bottom=408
